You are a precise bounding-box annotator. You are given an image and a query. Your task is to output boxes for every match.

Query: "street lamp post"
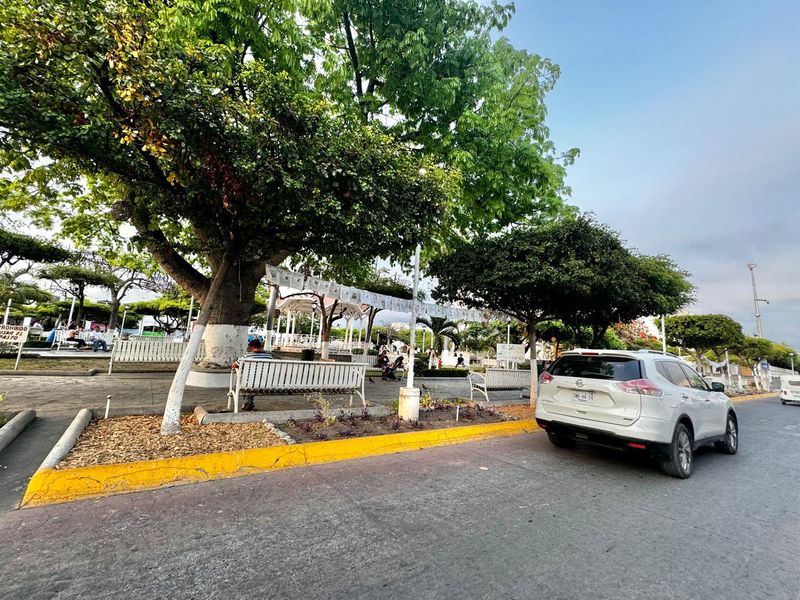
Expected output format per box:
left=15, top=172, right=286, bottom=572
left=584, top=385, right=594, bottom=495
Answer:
left=399, top=244, right=422, bottom=421
left=791, top=352, right=795, bottom=374
left=747, top=263, right=769, bottom=337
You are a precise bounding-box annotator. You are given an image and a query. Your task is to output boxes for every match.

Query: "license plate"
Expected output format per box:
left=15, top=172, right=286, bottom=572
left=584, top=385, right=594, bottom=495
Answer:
left=572, top=391, right=594, bottom=403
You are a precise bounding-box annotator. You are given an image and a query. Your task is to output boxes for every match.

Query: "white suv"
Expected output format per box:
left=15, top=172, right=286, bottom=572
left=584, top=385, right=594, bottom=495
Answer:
left=535, top=349, right=738, bottom=478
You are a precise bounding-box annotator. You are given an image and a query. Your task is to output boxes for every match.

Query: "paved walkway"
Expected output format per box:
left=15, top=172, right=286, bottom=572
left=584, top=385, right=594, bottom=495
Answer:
left=0, top=373, right=525, bottom=416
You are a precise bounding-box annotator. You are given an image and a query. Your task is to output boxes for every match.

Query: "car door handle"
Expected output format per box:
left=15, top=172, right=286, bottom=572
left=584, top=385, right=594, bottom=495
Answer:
left=681, top=394, right=690, bottom=399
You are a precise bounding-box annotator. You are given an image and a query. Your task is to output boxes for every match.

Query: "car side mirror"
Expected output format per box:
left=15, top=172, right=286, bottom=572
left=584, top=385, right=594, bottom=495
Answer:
left=711, top=382, right=725, bottom=392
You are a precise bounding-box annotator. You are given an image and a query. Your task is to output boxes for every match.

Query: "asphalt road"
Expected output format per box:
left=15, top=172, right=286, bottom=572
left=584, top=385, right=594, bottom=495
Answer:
left=1, top=397, right=798, bottom=600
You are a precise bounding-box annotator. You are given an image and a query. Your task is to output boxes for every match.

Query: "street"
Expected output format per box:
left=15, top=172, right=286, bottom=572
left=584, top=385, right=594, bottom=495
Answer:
left=1, top=397, right=798, bottom=599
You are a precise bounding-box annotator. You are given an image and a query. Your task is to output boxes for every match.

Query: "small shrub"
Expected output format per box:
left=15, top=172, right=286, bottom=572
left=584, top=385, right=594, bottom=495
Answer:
left=361, top=407, right=371, bottom=420
left=351, top=348, right=364, bottom=355
left=324, top=416, right=337, bottom=427
left=299, top=421, right=313, bottom=433
left=338, top=426, right=357, bottom=438
left=390, top=417, right=401, bottom=431
left=420, top=392, right=435, bottom=411
left=336, top=409, right=348, bottom=422
left=309, top=393, right=331, bottom=423
left=389, top=399, right=399, bottom=414
left=286, top=417, right=297, bottom=427
left=314, top=432, right=329, bottom=441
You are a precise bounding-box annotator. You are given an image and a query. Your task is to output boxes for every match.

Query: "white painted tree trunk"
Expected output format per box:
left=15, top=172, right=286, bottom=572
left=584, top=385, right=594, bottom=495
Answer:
left=321, top=340, right=330, bottom=359
left=529, top=328, right=539, bottom=409
left=203, top=324, right=249, bottom=367
left=161, top=323, right=207, bottom=434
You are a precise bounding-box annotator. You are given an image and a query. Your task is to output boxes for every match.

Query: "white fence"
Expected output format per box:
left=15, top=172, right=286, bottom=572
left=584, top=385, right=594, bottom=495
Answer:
left=108, top=339, right=206, bottom=374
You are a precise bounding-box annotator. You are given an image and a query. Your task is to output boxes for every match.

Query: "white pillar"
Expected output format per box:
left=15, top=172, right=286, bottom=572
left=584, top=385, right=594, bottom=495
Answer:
left=276, top=315, right=283, bottom=345
left=3, top=298, right=11, bottom=325
left=310, top=311, right=315, bottom=344
left=400, top=244, right=422, bottom=421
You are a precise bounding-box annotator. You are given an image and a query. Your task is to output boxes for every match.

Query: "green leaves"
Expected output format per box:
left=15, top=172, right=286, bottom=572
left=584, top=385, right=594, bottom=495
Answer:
left=664, top=315, right=744, bottom=356
left=429, top=215, right=694, bottom=346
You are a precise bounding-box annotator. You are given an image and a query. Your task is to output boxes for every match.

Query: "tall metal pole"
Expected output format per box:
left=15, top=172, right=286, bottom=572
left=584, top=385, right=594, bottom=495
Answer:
left=406, top=244, right=421, bottom=388
left=399, top=245, right=422, bottom=421
left=747, top=263, right=765, bottom=337
left=66, top=296, right=76, bottom=329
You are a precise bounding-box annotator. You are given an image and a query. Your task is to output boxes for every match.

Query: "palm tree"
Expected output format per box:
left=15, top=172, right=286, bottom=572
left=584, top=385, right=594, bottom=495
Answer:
left=0, top=272, right=53, bottom=307
left=417, top=316, right=461, bottom=367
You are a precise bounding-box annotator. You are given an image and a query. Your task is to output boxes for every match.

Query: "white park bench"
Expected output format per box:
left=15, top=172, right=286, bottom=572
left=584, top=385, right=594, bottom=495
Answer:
left=107, top=339, right=206, bottom=374
left=227, top=359, right=367, bottom=413
left=468, top=368, right=531, bottom=402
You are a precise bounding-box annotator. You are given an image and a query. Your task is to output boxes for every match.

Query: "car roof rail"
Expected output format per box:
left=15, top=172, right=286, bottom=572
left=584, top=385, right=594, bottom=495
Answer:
left=636, top=349, right=680, bottom=358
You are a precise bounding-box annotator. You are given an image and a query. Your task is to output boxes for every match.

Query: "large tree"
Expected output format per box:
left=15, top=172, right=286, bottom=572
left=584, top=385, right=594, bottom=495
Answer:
left=429, top=216, right=693, bottom=405
left=308, top=1, right=578, bottom=234
left=0, top=0, right=455, bottom=370
left=664, top=314, right=745, bottom=368
left=38, top=265, right=121, bottom=326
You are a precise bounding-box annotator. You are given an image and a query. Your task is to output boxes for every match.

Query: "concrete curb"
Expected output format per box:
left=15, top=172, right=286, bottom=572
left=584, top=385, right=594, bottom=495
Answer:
left=732, top=393, right=776, bottom=404
left=194, top=405, right=392, bottom=425
left=0, top=369, right=99, bottom=377
left=38, top=408, right=92, bottom=470
left=21, top=418, right=539, bottom=507
left=0, top=409, right=36, bottom=453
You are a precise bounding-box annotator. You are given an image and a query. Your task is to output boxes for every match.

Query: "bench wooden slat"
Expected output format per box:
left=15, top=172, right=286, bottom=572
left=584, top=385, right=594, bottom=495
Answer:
left=469, top=368, right=531, bottom=402
left=228, top=359, right=367, bottom=412
left=108, top=340, right=206, bottom=373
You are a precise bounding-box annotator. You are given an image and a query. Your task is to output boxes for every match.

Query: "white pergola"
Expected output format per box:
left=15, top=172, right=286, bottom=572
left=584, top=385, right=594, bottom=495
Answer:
left=274, top=295, right=366, bottom=352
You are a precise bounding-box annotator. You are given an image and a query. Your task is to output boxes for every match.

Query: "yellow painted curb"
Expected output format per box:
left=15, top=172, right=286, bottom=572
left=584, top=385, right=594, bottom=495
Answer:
left=732, top=392, right=776, bottom=404
left=22, top=419, right=539, bottom=507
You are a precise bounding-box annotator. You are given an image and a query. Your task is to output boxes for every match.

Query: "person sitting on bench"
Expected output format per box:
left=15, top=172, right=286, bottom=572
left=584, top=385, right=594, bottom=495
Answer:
left=67, top=328, right=87, bottom=349
left=232, top=339, right=273, bottom=411
left=382, top=356, right=404, bottom=381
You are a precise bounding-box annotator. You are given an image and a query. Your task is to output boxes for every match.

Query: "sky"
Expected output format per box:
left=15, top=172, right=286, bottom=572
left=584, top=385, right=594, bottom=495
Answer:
left=496, top=0, right=800, bottom=348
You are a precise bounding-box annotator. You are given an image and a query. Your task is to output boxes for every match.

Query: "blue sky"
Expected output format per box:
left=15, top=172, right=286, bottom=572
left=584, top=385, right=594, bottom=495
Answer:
left=498, top=0, right=800, bottom=348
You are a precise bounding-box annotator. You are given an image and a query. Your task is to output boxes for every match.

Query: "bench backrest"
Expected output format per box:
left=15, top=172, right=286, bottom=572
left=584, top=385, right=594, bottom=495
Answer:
left=238, top=359, right=365, bottom=392
left=113, top=339, right=205, bottom=363
left=484, top=368, right=530, bottom=389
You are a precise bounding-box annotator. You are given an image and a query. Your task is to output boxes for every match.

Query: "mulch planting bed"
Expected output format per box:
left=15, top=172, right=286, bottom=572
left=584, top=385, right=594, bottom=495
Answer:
left=282, top=403, right=514, bottom=443
left=59, top=415, right=286, bottom=469
left=495, top=404, right=535, bottom=420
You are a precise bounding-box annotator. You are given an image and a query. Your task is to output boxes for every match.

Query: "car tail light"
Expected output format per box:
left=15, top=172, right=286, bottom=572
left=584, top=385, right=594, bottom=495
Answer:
left=627, top=442, right=647, bottom=449
left=615, top=379, right=663, bottom=397
left=539, top=372, right=553, bottom=384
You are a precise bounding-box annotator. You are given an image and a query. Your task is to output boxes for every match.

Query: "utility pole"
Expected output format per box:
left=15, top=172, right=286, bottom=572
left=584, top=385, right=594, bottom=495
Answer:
left=747, top=263, right=768, bottom=337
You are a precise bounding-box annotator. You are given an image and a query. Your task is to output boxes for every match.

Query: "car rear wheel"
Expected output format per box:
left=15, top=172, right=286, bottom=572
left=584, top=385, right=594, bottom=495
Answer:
left=547, top=431, right=576, bottom=449
left=660, top=423, right=693, bottom=478
left=715, top=413, right=738, bottom=455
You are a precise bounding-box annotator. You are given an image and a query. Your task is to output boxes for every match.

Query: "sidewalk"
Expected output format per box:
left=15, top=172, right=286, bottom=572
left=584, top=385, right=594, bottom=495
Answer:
left=0, top=373, right=528, bottom=417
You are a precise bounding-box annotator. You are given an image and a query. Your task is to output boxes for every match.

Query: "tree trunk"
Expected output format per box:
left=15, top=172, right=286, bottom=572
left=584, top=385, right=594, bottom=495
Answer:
left=197, top=260, right=265, bottom=367
left=528, top=321, right=539, bottom=409
left=320, top=299, right=338, bottom=359
left=161, top=252, right=234, bottom=435
left=108, top=295, right=120, bottom=330
left=363, top=306, right=380, bottom=352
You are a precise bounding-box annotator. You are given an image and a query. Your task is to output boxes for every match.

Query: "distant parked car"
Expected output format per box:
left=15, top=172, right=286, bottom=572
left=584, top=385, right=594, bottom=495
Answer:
left=779, top=375, right=800, bottom=405
left=535, top=349, right=738, bottom=478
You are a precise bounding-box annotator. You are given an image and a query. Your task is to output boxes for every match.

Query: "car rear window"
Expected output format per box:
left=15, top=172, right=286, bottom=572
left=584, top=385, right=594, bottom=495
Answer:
left=549, top=356, right=641, bottom=381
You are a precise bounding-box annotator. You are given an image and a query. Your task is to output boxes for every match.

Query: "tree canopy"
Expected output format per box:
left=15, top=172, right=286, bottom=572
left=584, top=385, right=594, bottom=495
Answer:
left=0, top=0, right=456, bottom=343
left=0, top=229, right=72, bottom=270
left=664, top=314, right=744, bottom=359
left=429, top=215, right=693, bottom=402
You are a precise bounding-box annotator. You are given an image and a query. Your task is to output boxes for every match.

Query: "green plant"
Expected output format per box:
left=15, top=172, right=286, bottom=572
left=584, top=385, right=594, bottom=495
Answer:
left=309, top=393, right=331, bottom=423
left=351, top=348, right=364, bottom=355
left=420, top=391, right=435, bottom=411
left=389, top=399, right=399, bottom=415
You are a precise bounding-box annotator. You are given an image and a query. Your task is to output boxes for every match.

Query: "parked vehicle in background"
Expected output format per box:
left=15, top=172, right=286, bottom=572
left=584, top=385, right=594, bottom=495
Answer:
left=535, top=349, right=738, bottom=478
left=779, top=375, right=800, bottom=405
